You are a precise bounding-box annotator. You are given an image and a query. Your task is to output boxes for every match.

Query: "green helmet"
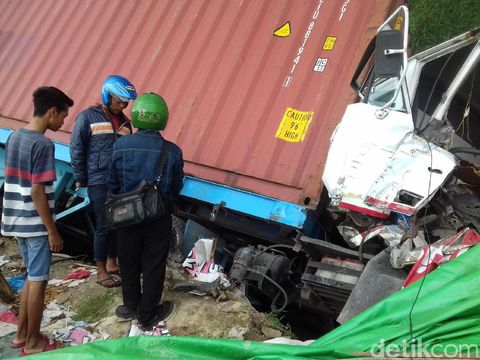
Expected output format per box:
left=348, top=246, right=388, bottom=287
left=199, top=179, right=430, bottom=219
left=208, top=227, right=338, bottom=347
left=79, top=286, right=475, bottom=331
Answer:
left=131, top=93, right=169, bottom=130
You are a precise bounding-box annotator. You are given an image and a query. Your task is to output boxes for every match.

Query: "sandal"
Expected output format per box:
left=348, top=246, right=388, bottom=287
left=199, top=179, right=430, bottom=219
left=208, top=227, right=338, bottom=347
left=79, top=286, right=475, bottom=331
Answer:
left=20, top=338, right=61, bottom=356
left=11, top=334, right=47, bottom=349
left=96, top=274, right=121, bottom=288
left=10, top=339, right=26, bottom=349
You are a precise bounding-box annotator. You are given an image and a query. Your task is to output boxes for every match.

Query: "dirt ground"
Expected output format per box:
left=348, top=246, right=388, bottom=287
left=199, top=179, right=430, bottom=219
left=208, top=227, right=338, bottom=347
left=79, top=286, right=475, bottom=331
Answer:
left=0, top=236, right=290, bottom=358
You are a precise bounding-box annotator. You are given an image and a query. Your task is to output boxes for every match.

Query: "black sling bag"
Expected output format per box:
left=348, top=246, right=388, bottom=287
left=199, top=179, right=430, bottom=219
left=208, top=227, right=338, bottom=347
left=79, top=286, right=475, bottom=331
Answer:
left=105, top=142, right=170, bottom=230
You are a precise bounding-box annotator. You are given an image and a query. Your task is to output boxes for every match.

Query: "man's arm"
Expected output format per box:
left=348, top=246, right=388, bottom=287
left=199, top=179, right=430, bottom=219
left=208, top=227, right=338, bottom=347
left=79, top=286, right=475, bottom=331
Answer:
left=172, top=148, right=185, bottom=198
left=31, top=184, right=64, bottom=253
left=70, top=112, right=89, bottom=187
left=107, top=145, right=120, bottom=194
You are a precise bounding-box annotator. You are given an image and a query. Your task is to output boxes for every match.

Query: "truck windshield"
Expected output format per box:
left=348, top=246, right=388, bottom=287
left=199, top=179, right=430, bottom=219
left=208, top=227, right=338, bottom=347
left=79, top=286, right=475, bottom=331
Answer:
left=364, top=76, right=407, bottom=112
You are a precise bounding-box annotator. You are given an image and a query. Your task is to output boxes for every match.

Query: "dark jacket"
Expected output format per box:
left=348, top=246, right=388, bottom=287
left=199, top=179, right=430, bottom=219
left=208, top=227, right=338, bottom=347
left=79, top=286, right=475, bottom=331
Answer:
left=108, top=129, right=184, bottom=210
left=70, top=105, right=132, bottom=186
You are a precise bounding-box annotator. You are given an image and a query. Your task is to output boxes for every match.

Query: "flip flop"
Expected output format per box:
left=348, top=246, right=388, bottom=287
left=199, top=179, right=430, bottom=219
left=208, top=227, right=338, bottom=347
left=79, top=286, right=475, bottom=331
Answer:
left=20, top=338, right=60, bottom=356
left=96, top=274, right=121, bottom=288
left=11, top=334, right=47, bottom=349
left=10, top=339, right=26, bottom=349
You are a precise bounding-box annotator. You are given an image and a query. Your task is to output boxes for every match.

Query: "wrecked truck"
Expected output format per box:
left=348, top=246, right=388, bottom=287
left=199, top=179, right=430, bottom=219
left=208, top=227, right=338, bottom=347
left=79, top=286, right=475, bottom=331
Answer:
left=322, top=6, right=480, bottom=322
left=0, top=1, right=478, bottom=333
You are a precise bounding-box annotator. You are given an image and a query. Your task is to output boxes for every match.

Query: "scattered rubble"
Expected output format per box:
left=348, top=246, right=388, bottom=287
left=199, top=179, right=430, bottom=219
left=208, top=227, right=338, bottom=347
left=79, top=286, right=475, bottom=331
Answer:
left=0, top=236, right=292, bottom=358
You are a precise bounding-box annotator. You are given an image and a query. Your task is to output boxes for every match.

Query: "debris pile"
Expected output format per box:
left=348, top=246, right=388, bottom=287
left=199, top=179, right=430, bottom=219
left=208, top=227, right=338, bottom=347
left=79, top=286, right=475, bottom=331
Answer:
left=0, top=237, right=291, bottom=358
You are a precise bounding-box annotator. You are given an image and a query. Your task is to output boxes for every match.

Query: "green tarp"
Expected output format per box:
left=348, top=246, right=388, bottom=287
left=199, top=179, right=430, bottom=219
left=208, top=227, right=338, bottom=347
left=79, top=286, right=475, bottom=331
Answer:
left=25, top=336, right=352, bottom=360
left=28, top=244, right=480, bottom=359
left=314, top=243, right=480, bottom=357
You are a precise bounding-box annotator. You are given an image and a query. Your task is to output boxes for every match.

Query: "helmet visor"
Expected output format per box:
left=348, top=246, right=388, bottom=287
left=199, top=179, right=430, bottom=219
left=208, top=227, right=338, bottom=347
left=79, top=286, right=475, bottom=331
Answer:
left=112, top=95, right=131, bottom=103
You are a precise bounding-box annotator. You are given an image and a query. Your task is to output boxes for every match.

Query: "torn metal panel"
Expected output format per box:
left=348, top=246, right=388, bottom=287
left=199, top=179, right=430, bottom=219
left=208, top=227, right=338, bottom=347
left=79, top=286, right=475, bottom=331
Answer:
left=403, top=227, right=480, bottom=287
left=322, top=100, right=456, bottom=218
left=322, top=102, right=414, bottom=218
left=336, top=225, right=362, bottom=247
left=338, top=224, right=406, bottom=248
left=389, top=233, right=427, bottom=269
left=365, top=133, right=456, bottom=215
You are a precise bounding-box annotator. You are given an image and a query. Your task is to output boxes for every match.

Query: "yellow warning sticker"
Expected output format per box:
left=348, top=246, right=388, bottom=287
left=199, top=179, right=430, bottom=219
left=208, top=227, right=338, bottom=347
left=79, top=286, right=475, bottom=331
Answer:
left=275, top=107, right=314, bottom=142
left=394, top=16, right=404, bottom=30
left=273, top=21, right=291, bottom=37
left=323, top=36, right=337, bottom=50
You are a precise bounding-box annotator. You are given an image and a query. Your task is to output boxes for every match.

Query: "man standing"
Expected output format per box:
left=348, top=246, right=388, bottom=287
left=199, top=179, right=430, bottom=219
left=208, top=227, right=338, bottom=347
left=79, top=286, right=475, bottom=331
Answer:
left=109, top=93, right=184, bottom=330
left=1, top=87, right=73, bottom=355
left=70, top=75, right=136, bottom=288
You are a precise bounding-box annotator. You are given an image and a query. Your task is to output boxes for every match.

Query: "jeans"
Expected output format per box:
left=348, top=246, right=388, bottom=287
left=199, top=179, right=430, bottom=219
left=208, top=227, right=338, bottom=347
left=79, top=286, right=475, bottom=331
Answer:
left=16, top=235, right=51, bottom=281
left=117, top=214, right=172, bottom=326
left=87, top=184, right=117, bottom=262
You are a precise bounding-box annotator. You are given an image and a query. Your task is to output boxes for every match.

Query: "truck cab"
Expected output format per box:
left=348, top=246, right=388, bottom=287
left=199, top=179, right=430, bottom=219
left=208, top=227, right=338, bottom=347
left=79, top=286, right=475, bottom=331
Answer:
left=323, top=6, right=479, bottom=223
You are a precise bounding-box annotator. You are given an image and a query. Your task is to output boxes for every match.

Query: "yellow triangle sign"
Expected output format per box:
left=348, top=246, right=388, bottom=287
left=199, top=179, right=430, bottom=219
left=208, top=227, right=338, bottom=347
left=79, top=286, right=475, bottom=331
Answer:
left=274, top=21, right=291, bottom=37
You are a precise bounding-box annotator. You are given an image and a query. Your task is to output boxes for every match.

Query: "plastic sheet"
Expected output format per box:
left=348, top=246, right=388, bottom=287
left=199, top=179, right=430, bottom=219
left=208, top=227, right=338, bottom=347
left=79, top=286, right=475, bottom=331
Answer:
left=6, top=273, right=26, bottom=293
left=314, top=243, right=480, bottom=357
left=29, top=336, right=352, bottom=360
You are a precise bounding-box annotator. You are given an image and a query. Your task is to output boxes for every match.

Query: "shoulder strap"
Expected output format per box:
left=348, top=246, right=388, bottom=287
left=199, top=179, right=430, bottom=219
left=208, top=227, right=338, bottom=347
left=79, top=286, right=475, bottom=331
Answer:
left=156, top=141, right=170, bottom=182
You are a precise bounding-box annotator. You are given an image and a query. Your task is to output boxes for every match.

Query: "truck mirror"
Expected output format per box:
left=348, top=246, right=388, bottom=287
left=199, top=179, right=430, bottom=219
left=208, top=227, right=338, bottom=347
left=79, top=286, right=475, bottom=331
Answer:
left=375, top=30, right=403, bottom=78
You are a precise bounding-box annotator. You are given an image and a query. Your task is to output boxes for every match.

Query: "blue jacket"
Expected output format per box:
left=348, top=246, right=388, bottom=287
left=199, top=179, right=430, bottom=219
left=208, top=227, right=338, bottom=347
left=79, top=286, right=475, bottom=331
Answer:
left=70, top=105, right=132, bottom=186
left=108, top=130, right=184, bottom=210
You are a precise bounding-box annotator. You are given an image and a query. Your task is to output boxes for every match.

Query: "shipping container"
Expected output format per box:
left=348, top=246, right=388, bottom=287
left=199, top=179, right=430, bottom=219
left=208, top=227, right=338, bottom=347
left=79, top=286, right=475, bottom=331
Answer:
left=0, top=0, right=400, bottom=214
left=0, top=0, right=414, bottom=329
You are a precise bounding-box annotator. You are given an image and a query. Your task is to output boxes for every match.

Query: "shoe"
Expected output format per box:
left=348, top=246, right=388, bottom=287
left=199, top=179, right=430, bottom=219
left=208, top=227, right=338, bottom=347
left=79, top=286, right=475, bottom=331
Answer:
left=139, top=301, right=174, bottom=331
left=115, top=305, right=137, bottom=320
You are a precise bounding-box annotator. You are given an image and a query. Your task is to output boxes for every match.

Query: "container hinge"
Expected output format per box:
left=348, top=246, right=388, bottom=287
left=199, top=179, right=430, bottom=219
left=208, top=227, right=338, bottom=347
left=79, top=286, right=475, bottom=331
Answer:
left=292, top=231, right=304, bottom=253
left=210, top=201, right=226, bottom=221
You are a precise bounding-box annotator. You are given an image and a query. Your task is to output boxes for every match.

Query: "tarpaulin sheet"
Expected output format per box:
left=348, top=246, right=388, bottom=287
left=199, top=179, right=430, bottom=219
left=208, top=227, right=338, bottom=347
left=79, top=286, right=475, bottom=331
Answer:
left=28, top=244, right=480, bottom=359
left=27, top=336, right=353, bottom=360
left=314, top=243, right=480, bottom=357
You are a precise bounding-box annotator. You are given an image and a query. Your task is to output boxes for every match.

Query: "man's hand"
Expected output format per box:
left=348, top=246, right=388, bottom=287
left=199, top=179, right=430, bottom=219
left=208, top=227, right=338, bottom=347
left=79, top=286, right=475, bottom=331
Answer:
left=75, top=181, right=86, bottom=189
left=48, top=229, right=64, bottom=253
left=31, top=183, right=64, bottom=253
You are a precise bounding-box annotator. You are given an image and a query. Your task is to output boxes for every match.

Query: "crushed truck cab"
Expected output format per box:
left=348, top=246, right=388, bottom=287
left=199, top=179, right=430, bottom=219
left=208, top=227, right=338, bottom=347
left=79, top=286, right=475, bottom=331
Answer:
left=321, top=6, right=480, bottom=322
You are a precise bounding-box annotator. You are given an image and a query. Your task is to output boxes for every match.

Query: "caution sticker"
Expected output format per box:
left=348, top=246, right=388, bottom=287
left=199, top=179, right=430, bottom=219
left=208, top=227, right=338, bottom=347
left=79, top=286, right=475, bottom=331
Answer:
left=322, top=36, right=337, bottom=50
left=394, top=16, right=404, bottom=30
left=275, top=107, right=314, bottom=142
left=274, top=21, right=291, bottom=37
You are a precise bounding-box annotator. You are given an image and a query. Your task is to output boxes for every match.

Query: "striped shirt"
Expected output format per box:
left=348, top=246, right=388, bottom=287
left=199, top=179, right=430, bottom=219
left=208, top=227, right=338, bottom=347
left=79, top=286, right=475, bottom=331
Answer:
left=1, top=129, right=56, bottom=237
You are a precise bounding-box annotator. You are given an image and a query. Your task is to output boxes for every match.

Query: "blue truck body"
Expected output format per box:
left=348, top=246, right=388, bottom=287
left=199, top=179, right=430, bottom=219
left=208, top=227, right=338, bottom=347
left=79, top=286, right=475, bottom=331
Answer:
left=0, top=126, right=320, bottom=242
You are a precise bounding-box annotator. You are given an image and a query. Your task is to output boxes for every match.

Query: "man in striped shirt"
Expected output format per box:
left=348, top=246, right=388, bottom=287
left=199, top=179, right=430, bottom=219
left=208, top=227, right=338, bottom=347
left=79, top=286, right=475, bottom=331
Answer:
left=1, top=87, right=73, bottom=355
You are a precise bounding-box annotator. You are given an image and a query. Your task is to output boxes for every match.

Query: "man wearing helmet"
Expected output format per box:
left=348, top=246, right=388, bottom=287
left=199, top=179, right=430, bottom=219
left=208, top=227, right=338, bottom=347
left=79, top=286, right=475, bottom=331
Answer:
left=108, top=93, right=184, bottom=330
left=70, top=75, right=137, bottom=288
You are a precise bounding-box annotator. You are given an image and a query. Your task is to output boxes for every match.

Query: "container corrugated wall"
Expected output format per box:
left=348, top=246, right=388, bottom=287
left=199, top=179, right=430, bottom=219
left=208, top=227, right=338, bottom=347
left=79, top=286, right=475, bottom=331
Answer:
left=0, top=0, right=399, bottom=207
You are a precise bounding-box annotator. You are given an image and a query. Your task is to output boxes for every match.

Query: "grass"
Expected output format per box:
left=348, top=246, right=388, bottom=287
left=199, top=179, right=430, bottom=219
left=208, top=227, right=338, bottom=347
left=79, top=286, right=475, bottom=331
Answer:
left=72, top=292, right=114, bottom=323
left=409, top=0, right=480, bottom=54
left=265, top=311, right=294, bottom=338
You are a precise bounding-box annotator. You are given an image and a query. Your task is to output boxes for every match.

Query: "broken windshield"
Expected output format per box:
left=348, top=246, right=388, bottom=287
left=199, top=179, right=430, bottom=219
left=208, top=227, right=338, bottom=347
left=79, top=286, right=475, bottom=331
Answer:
left=365, top=76, right=408, bottom=112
